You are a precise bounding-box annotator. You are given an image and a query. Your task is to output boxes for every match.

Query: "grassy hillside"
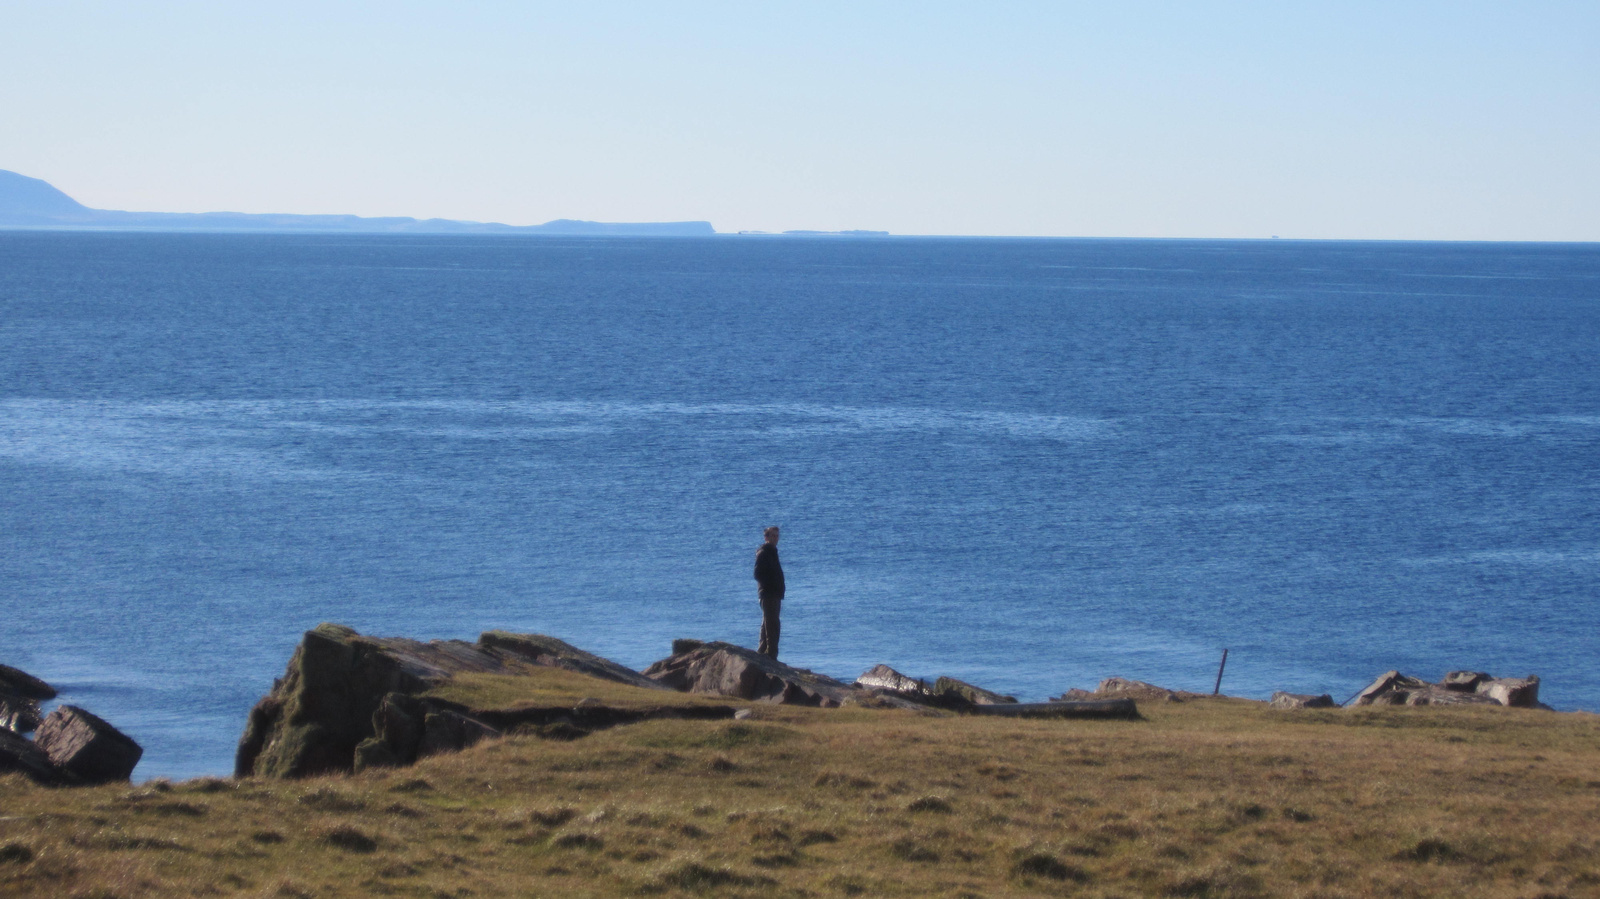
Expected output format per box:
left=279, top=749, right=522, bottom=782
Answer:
left=2, top=668, right=1597, bottom=898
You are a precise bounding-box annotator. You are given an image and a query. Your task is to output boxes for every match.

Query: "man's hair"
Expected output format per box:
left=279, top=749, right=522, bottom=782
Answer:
left=763, top=526, right=780, bottom=537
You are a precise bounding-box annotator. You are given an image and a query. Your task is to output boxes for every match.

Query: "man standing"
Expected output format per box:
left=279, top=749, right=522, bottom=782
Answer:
left=754, top=526, right=784, bottom=660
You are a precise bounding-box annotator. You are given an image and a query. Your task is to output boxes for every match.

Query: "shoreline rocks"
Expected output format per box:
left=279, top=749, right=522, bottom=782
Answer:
left=227, top=629, right=1560, bottom=781
left=35, top=706, right=144, bottom=784
left=643, top=642, right=857, bottom=707
left=0, top=664, right=142, bottom=785
left=235, top=624, right=724, bottom=779
left=1350, top=670, right=1545, bottom=709
left=1270, top=692, right=1337, bottom=710
left=1055, top=677, right=1210, bottom=704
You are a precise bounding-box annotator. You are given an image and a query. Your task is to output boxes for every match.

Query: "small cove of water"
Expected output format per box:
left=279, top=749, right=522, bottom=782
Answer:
left=2, top=233, right=1597, bottom=779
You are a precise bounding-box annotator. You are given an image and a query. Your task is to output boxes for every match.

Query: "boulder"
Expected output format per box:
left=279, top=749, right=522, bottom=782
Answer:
left=0, top=728, right=63, bottom=784
left=1269, top=692, right=1336, bottom=710
left=643, top=642, right=855, bottom=707
left=371, top=692, right=425, bottom=760
left=933, top=676, right=1017, bottom=706
left=672, top=639, right=706, bottom=655
left=236, top=624, right=662, bottom=778
left=1350, top=670, right=1430, bottom=706
left=352, top=736, right=404, bottom=772
left=1478, top=676, right=1540, bottom=708
left=0, top=693, right=42, bottom=734
left=417, top=709, right=502, bottom=758
left=855, top=664, right=934, bottom=698
left=34, top=705, right=142, bottom=784
left=0, top=664, right=56, bottom=700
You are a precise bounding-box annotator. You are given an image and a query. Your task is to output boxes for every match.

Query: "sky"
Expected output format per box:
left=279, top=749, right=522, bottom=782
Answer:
left=1, top=2, right=1596, bottom=239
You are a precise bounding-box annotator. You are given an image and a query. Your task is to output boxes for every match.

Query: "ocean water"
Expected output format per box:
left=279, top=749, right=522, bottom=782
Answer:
left=1, top=232, right=1597, bottom=780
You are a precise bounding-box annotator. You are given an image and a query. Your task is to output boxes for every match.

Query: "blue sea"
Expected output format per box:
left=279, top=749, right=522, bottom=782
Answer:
left=2, top=232, right=1597, bottom=780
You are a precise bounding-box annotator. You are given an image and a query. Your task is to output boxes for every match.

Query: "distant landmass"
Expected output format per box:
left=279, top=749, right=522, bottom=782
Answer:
left=0, top=170, right=717, bottom=236
left=738, top=229, right=891, bottom=238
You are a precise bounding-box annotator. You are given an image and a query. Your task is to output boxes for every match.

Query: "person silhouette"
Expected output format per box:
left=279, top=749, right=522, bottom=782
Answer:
left=753, top=526, right=784, bottom=660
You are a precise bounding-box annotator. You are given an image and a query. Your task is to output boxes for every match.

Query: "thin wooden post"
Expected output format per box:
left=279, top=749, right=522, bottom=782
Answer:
left=1213, top=648, right=1229, bottom=695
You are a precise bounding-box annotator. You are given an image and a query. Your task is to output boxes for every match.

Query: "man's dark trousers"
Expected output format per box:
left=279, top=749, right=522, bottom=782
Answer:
left=758, top=589, right=782, bottom=660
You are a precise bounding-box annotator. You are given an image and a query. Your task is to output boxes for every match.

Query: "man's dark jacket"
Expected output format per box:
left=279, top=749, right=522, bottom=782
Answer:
left=754, top=543, right=784, bottom=596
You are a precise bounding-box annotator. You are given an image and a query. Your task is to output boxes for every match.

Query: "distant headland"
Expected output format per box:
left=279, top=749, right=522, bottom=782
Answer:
left=0, top=169, right=739, bottom=236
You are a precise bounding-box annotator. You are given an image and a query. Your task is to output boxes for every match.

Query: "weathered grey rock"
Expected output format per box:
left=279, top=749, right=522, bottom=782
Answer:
left=1057, top=677, right=1204, bottom=704
left=0, top=664, right=56, bottom=700
left=237, top=624, right=662, bottom=778
left=0, top=692, right=42, bottom=734
left=35, top=705, right=142, bottom=784
left=643, top=642, right=855, bottom=707
left=1269, top=692, right=1336, bottom=710
left=1350, top=670, right=1430, bottom=706
left=1351, top=669, right=1544, bottom=709
left=1479, top=676, right=1540, bottom=708
left=417, top=710, right=501, bottom=758
left=0, top=727, right=63, bottom=784
left=933, top=676, right=1017, bottom=706
left=855, top=664, right=933, bottom=697
left=1442, top=671, right=1489, bottom=692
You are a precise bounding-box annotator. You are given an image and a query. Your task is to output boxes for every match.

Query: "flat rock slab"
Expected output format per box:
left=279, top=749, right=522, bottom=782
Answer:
left=479, top=632, right=668, bottom=691
left=968, top=699, right=1139, bottom=720
left=35, top=705, right=143, bottom=784
left=644, top=642, right=856, bottom=707
left=934, top=676, right=1017, bottom=706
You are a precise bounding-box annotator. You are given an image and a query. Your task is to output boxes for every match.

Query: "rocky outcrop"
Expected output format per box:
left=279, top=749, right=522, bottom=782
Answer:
left=1350, top=670, right=1544, bottom=708
left=1055, top=677, right=1208, bottom=704
left=853, top=664, right=1036, bottom=712
left=644, top=642, right=856, bottom=707
left=1270, top=692, right=1337, bottom=710
left=934, top=676, right=1017, bottom=706
left=35, top=706, right=143, bottom=784
left=236, top=624, right=698, bottom=779
left=855, top=664, right=932, bottom=697
left=0, top=665, right=141, bottom=785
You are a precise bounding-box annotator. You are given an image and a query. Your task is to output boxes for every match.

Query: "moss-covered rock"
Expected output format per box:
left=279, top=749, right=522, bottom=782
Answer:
left=236, top=624, right=668, bottom=778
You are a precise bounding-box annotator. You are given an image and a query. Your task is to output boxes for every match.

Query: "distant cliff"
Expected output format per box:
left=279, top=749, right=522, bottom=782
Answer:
left=0, top=170, right=716, bottom=236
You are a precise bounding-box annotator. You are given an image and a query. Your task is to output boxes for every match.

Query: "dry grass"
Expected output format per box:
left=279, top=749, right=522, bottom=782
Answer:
left=3, top=675, right=1599, bottom=898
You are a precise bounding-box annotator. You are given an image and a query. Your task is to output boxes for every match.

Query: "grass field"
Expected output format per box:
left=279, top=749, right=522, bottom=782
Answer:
left=3, top=669, right=1598, bottom=898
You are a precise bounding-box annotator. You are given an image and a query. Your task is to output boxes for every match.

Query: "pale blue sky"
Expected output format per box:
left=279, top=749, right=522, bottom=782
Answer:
left=2, top=2, right=1596, bottom=238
